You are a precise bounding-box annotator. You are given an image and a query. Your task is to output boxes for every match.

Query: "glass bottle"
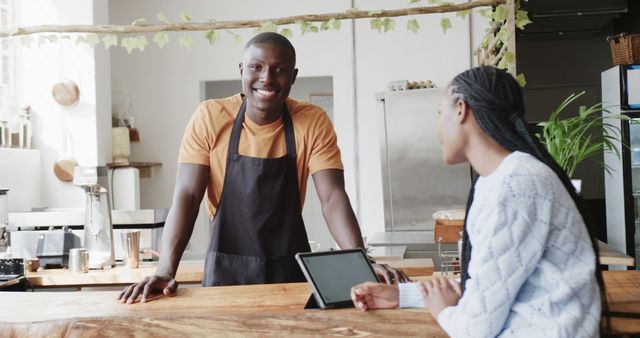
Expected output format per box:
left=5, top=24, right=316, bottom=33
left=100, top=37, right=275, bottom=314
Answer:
left=0, top=120, right=9, bottom=148
left=17, top=106, right=31, bottom=149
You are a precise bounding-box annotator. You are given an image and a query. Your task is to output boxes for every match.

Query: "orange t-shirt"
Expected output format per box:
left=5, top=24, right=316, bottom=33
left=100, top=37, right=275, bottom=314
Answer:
left=178, top=94, right=344, bottom=218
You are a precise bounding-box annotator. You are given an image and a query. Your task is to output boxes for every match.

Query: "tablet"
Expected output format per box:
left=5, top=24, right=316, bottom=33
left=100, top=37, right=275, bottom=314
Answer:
left=295, top=248, right=379, bottom=309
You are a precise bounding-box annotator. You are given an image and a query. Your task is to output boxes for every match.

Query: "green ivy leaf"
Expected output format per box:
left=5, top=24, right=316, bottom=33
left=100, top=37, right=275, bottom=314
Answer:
left=492, top=5, right=507, bottom=23
left=407, top=19, right=420, bottom=33
left=516, top=73, right=527, bottom=87
left=516, top=10, right=532, bottom=29
left=409, top=0, right=421, bottom=4
left=226, top=30, right=241, bottom=43
left=345, top=7, right=359, bottom=15
left=103, top=34, right=118, bottom=49
left=299, top=20, right=311, bottom=35
left=503, top=51, right=514, bottom=63
left=479, top=9, right=492, bottom=18
left=440, top=17, right=452, bottom=34
left=497, top=56, right=509, bottom=69
left=85, top=34, right=100, bottom=47
left=204, top=30, right=218, bottom=45
left=496, top=25, right=508, bottom=43
left=47, top=35, right=58, bottom=43
left=382, top=18, right=395, bottom=32
left=156, top=12, right=168, bottom=23
left=256, top=21, right=278, bottom=33
left=329, top=18, right=341, bottom=30
left=131, top=18, right=147, bottom=26
left=308, top=25, right=319, bottom=33
left=370, top=18, right=382, bottom=33
left=180, top=11, right=192, bottom=22
left=279, top=28, right=293, bottom=38
left=179, top=35, right=193, bottom=49
left=153, top=32, right=169, bottom=48
left=428, top=0, right=442, bottom=4
left=121, top=37, right=138, bottom=54
left=320, top=21, right=330, bottom=31
left=456, top=10, right=470, bottom=19
left=60, top=35, right=72, bottom=40
left=136, top=35, right=149, bottom=51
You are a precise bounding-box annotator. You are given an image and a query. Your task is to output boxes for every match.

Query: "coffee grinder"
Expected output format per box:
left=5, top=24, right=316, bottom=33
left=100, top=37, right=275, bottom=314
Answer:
left=73, top=166, right=115, bottom=269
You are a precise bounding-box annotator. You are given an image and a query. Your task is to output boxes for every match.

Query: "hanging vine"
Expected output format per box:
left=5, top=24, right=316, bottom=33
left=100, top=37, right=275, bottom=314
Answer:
left=6, top=0, right=531, bottom=79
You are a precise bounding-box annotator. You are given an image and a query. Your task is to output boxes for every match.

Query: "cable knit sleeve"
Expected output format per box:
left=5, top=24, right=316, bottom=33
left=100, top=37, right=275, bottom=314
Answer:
left=437, top=194, right=551, bottom=338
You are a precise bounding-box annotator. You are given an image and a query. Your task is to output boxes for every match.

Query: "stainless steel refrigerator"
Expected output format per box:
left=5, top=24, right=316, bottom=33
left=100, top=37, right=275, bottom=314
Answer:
left=602, top=64, right=640, bottom=270
left=376, top=88, right=471, bottom=233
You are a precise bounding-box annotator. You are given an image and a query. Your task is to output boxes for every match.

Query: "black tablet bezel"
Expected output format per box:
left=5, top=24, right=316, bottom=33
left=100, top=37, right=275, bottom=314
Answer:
left=295, top=248, right=379, bottom=309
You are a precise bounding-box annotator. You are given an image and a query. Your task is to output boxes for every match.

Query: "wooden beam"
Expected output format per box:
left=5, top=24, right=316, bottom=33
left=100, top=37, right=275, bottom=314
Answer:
left=506, top=0, right=517, bottom=75
left=1, top=0, right=505, bottom=38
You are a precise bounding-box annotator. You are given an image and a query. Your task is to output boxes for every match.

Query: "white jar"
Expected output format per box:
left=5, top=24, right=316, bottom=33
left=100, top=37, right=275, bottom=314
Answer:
left=112, top=127, right=131, bottom=164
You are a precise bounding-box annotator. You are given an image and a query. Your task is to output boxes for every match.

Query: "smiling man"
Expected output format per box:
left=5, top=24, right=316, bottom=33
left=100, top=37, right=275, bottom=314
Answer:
left=118, top=32, right=407, bottom=304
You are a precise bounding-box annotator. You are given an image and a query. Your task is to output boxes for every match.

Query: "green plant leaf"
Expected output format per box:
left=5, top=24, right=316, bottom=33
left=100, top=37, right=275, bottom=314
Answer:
left=492, top=5, right=507, bottom=22
left=516, top=73, right=526, bottom=87
left=154, top=32, right=169, bottom=48
left=320, top=21, right=330, bottom=31
left=136, top=35, right=149, bottom=51
left=456, top=10, right=471, bottom=19
left=370, top=18, right=383, bottom=33
left=329, top=18, right=341, bottom=30
left=382, top=18, right=395, bottom=32
left=516, top=10, right=532, bottom=29
left=121, top=36, right=137, bottom=54
left=440, top=17, right=452, bottom=34
left=103, top=34, right=118, bottom=49
left=179, top=35, right=193, bottom=49
left=407, top=19, right=420, bottom=33
left=308, top=25, right=319, bottom=33
left=256, top=21, right=278, bottom=33
left=181, top=11, right=192, bottom=22
left=279, top=28, right=293, bottom=38
left=131, top=18, right=147, bottom=26
left=204, top=30, right=218, bottom=45
left=409, top=0, right=421, bottom=4
left=496, top=25, right=509, bottom=43
left=75, top=35, right=86, bottom=46
left=156, top=12, right=168, bottom=23
left=299, top=20, right=311, bottom=35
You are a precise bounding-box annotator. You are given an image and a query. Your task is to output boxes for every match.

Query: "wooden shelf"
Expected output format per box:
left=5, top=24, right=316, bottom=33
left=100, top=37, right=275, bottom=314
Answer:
left=106, top=161, right=161, bottom=178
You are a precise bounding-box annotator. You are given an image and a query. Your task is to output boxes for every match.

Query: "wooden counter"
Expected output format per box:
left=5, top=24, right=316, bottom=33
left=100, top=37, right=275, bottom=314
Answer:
left=25, top=259, right=433, bottom=288
left=1, top=271, right=638, bottom=337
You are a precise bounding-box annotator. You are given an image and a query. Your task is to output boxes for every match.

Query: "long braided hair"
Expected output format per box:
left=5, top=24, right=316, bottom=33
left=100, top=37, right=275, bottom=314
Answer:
left=452, top=66, right=609, bottom=332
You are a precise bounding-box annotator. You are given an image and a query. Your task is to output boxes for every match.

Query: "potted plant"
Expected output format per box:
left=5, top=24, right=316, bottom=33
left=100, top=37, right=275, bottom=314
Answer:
left=536, top=91, right=628, bottom=193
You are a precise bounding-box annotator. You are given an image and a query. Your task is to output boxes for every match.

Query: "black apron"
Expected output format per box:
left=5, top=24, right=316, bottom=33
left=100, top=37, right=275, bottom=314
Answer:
left=202, top=100, right=311, bottom=286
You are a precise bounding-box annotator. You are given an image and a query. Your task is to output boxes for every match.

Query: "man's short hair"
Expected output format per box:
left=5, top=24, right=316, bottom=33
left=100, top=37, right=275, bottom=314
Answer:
left=244, top=32, right=296, bottom=65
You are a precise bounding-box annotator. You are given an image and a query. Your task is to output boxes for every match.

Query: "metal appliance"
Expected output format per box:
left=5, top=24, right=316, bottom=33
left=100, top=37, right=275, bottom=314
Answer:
left=0, top=188, right=7, bottom=252
left=373, top=88, right=472, bottom=265
left=73, top=166, right=115, bottom=269
left=602, top=64, right=640, bottom=270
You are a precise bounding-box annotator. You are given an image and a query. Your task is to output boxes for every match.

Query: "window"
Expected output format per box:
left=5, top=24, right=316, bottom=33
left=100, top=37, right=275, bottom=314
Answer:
left=0, top=0, right=12, bottom=99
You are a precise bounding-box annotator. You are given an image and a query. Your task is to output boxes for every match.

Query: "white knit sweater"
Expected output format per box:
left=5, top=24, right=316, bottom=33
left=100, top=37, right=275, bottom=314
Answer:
left=399, top=151, right=601, bottom=338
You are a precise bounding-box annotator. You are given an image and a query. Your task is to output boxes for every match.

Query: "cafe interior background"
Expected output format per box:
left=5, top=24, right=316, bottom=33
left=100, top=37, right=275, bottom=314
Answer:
left=0, top=0, right=639, bottom=276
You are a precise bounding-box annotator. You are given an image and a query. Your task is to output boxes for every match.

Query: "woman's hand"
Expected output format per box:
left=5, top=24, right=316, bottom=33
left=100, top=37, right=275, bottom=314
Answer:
left=419, top=276, right=461, bottom=318
left=350, top=282, right=399, bottom=311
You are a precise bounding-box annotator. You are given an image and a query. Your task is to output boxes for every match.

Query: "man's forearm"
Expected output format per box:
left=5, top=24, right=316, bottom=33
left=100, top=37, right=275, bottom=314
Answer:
left=321, top=190, right=364, bottom=250
left=156, top=194, right=201, bottom=277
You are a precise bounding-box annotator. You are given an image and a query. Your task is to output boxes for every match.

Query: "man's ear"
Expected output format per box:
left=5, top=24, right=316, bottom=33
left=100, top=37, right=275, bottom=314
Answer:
left=239, top=62, right=243, bottom=77
left=291, top=68, right=298, bottom=86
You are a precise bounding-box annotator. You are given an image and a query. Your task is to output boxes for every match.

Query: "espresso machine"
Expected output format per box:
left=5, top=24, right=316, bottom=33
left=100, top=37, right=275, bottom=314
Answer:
left=73, top=166, right=115, bottom=269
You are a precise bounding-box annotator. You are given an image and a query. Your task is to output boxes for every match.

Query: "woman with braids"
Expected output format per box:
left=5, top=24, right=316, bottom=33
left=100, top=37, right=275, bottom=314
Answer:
left=350, top=66, right=605, bottom=337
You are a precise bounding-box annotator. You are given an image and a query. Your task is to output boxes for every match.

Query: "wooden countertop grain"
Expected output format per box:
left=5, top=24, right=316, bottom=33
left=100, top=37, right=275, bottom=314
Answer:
left=1, top=271, right=638, bottom=336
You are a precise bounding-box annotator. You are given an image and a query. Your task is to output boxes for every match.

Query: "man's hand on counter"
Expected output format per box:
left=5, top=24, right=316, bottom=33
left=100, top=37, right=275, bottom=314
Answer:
left=118, top=274, right=178, bottom=304
left=371, top=263, right=410, bottom=284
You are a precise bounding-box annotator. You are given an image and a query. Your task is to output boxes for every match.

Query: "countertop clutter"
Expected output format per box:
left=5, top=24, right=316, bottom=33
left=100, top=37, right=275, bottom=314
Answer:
left=0, top=271, right=638, bottom=336
left=25, top=258, right=434, bottom=288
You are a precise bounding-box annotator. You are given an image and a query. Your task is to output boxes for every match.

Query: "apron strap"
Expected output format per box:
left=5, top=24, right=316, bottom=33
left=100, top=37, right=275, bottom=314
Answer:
left=228, top=99, right=297, bottom=158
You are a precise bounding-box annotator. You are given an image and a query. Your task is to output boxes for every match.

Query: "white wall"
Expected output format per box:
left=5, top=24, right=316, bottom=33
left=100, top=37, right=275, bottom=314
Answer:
left=108, top=0, right=482, bottom=257
left=14, top=0, right=111, bottom=209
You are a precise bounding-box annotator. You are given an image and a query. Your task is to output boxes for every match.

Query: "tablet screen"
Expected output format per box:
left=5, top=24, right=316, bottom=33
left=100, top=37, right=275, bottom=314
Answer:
left=298, top=249, right=378, bottom=307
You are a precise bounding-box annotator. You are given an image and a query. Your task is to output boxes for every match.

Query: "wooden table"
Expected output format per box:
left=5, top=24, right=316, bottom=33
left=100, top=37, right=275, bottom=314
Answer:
left=598, top=240, right=635, bottom=267
left=2, top=271, right=638, bottom=337
left=25, top=259, right=434, bottom=288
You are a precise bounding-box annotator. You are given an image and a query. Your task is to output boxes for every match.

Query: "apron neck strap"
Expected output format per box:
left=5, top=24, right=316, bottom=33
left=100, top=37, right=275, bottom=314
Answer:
left=229, top=99, right=297, bottom=158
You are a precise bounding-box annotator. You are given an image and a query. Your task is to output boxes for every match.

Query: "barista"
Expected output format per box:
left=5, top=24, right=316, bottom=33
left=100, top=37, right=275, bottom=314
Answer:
left=118, top=32, right=408, bottom=304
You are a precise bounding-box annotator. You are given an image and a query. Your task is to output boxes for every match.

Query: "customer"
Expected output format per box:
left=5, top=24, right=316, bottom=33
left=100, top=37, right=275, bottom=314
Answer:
left=351, top=66, right=605, bottom=337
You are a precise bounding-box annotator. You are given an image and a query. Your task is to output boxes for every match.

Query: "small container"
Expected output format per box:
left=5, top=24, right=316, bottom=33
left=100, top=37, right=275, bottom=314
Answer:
left=0, top=120, right=10, bottom=148
left=120, top=230, right=140, bottom=269
left=17, top=106, right=32, bottom=149
left=68, top=248, right=89, bottom=273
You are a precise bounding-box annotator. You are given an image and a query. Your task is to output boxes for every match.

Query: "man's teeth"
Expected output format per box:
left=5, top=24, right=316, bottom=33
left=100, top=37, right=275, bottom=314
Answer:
left=256, top=89, right=276, bottom=96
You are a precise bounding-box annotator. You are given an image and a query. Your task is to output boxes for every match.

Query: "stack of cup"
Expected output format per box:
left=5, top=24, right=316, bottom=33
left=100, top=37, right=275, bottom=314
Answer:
left=69, top=248, right=89, bottom=273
